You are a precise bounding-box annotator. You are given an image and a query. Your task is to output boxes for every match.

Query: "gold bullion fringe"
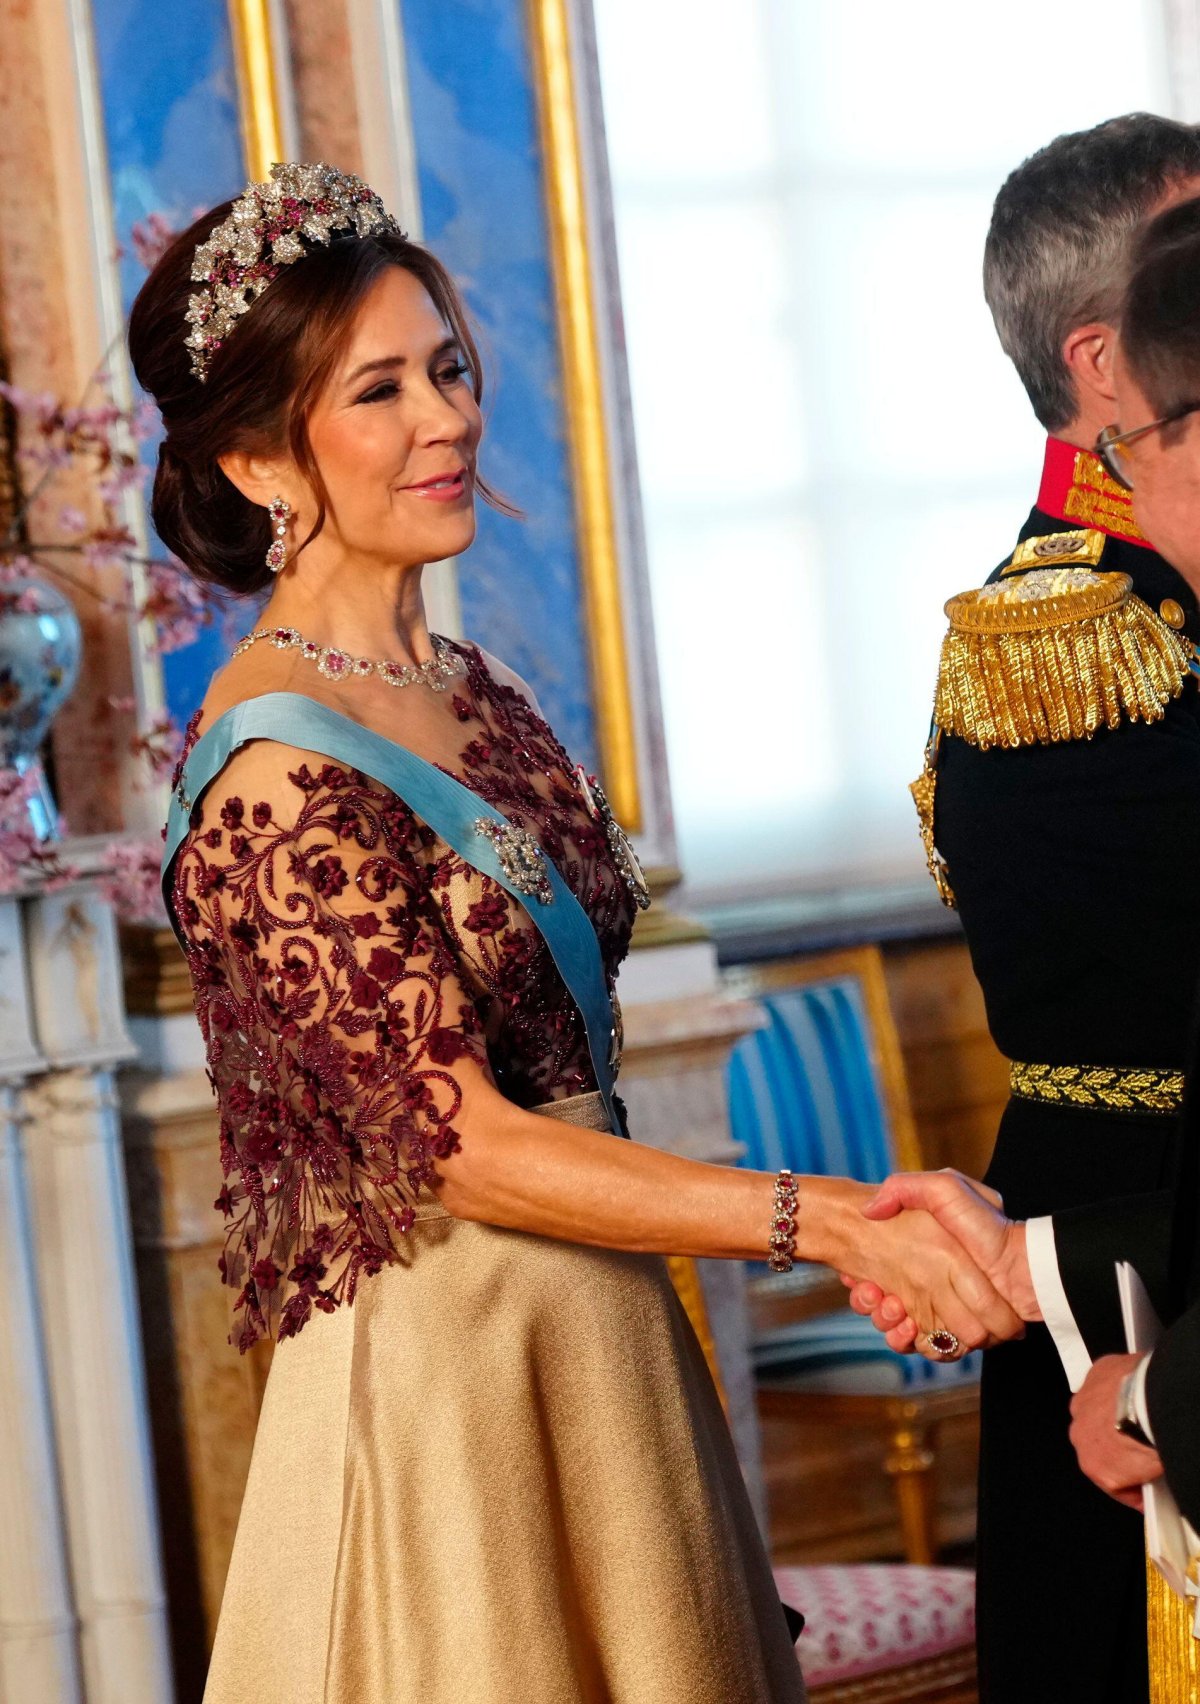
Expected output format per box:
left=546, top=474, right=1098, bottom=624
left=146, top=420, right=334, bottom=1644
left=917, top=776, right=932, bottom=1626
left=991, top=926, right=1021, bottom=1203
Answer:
left=1010, top=1061, right=1185, bottom=1115
left=909, top=741, right=955, bottom=910
left=933, top=593, right=1190, bottom=750
left=1147, top=1557, right=1200, bottom=1704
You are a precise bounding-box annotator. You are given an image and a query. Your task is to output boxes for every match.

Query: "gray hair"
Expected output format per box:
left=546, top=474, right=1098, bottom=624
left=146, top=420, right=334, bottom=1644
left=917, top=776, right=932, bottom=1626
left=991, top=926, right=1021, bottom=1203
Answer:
left=983, top=114, right=1200, bottom=431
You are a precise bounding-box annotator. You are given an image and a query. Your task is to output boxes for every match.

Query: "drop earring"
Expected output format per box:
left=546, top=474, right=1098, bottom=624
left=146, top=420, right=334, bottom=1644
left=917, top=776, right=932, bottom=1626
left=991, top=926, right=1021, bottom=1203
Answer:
left=266, top=497, right=291, bottom=573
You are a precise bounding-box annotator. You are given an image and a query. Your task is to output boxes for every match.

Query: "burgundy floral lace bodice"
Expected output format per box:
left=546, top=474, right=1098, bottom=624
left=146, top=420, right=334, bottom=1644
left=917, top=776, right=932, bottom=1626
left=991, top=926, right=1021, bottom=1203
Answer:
left=170, top=642, right=638, bottom=1350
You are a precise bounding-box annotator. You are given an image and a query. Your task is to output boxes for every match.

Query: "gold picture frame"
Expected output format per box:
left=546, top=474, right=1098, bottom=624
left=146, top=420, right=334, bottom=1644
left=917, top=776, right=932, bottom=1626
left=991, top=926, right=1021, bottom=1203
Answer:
left=526, top=0, right=643, bottom=832
left=227, top=0, right=285, bottom=184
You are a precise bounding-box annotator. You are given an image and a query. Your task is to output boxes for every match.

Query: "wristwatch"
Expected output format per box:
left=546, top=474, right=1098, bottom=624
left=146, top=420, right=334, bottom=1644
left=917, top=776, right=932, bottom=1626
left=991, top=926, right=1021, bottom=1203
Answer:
left=1114, top=1366, right=1154, bottom=1447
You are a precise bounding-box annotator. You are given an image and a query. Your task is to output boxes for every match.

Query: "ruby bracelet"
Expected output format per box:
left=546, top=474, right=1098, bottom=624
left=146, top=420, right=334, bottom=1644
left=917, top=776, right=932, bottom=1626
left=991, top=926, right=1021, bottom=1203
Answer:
left=768, top=1169, right=799, bottom=1273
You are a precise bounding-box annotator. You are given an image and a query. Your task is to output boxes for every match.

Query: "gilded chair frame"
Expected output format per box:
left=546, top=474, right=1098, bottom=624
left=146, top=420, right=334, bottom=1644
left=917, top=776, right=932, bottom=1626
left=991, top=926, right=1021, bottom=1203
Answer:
left=725, top=945, right=979, bottom=1567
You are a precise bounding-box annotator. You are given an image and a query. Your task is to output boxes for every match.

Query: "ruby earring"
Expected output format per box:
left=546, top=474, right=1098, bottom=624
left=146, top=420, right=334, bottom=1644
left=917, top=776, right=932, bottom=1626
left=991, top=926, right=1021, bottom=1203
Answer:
left=266, top=497, right=292, bottom=573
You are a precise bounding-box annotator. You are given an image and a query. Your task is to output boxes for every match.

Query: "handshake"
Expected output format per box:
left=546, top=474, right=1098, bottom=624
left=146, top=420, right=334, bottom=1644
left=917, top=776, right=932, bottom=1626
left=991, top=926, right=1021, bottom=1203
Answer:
left=838, top=1169, right=1040, bottom=1357
left=835, top=1158, right=1043, bottom=1356
left=841, top=1170, right=1165, bottom=1511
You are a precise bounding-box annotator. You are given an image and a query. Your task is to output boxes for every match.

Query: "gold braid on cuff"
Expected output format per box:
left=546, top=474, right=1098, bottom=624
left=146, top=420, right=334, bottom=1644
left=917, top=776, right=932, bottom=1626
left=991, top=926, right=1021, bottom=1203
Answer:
left=1009, top=1061, right=1185, bottom=1116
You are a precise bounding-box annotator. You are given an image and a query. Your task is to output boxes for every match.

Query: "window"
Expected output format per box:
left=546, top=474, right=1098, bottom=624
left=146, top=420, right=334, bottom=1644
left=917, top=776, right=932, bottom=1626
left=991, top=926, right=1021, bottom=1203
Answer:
left=592, top=0, right=1175, bottom=905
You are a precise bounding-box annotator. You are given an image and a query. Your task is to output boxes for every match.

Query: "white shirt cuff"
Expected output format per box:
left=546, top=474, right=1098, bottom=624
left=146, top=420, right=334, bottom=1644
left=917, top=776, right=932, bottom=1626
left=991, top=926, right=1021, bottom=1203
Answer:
left=1026, top=1214, right=1093, bottom=1392
left=1131, top=1352, right=1155, bottom=1443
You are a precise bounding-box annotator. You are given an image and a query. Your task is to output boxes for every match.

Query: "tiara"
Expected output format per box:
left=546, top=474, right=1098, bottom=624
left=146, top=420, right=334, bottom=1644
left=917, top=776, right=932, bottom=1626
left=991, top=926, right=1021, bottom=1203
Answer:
left=184, top=162, right=404, bottom=381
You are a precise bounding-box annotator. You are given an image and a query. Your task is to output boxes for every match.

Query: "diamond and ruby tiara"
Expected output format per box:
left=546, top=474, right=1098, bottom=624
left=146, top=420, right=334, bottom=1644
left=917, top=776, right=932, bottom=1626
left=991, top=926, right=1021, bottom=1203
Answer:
left=184, top=162, right=404, bottom=381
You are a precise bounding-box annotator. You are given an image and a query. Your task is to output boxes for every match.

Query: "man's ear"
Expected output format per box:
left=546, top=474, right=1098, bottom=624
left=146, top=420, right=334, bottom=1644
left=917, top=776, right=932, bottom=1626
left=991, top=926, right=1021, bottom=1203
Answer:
left=218, top=449, right=296, bottom=510
left=1062, top=321, right=1118, bottom=409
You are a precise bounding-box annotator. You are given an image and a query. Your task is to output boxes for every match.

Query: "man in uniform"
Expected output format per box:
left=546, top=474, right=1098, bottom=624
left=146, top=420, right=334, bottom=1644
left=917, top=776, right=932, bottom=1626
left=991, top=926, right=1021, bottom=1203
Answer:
left=853, top=189, right=1200, bottom=1695
left=909, top=117, right=1200, bottom=1702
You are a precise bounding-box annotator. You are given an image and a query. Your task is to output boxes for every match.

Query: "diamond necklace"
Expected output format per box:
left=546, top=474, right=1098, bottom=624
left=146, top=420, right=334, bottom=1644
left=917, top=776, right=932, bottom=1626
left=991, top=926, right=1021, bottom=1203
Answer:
left=232, top=624, right=465, bottom=692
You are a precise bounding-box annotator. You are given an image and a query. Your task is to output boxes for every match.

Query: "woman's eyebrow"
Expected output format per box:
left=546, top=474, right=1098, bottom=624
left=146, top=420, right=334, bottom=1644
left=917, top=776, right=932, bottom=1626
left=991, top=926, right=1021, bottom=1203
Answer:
left=345, top=354, right=406, bottom=385
left=344, top=339, right=461, bottom=387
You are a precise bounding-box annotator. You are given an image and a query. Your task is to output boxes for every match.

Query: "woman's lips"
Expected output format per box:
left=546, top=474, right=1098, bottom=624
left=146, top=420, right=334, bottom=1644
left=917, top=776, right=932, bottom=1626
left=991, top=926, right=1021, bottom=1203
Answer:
left=403, top=470, right=469, bottom=503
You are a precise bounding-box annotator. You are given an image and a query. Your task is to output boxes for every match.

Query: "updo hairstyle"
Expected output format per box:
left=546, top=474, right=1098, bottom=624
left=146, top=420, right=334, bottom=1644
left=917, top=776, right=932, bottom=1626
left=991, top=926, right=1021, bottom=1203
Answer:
left=128, top=202, right=509, bottom=595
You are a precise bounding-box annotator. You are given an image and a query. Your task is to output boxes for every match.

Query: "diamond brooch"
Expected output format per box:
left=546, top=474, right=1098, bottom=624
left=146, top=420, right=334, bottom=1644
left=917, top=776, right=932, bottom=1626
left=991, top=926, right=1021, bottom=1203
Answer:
left=474, top=819, right=554, bottom=905
left=574, top=766, right=651, bottom=911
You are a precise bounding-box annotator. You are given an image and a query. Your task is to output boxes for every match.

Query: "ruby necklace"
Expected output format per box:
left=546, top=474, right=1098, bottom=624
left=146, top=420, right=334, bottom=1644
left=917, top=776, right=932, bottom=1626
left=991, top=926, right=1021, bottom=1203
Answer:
left=231, top=624, right=465, bottom=692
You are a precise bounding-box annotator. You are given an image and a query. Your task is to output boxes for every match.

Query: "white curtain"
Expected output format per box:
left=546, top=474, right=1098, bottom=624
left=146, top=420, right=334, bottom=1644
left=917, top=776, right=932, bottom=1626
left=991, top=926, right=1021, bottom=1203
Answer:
left=592, top=0, right=1175, bottom=905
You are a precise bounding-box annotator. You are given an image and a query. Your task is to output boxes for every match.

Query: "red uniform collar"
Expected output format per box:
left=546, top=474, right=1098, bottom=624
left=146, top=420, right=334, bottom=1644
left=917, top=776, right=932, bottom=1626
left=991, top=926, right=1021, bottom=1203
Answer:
left=1035, top=435, right=1150, bottom=548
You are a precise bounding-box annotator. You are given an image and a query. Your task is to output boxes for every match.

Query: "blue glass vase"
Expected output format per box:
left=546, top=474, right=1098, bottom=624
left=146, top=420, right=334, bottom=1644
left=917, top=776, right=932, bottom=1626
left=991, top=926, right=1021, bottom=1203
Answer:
left=0, top=570, right=83, bottom=840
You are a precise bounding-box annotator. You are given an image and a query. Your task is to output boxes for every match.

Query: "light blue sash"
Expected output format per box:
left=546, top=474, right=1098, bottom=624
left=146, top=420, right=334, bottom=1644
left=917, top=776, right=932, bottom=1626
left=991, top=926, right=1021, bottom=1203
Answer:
left=161, top=692, right=622, bottom=1132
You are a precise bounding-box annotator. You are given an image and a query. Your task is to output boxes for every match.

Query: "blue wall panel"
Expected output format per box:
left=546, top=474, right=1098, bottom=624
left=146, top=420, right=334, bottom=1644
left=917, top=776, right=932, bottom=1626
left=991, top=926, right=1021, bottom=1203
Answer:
left=92, top=0, right=244, bottom=731
left=400, top=0, right=598, bottom=768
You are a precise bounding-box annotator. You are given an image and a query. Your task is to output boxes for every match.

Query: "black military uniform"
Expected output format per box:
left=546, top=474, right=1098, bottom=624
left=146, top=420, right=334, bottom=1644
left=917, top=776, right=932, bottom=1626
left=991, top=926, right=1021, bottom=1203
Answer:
left=917, top=437, right=1200, bottom=1703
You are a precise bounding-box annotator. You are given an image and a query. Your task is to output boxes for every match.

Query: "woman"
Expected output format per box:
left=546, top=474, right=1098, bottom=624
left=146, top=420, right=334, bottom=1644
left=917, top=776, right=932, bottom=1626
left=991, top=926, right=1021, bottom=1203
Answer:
left=132, top=163, right=1016, bottom=1703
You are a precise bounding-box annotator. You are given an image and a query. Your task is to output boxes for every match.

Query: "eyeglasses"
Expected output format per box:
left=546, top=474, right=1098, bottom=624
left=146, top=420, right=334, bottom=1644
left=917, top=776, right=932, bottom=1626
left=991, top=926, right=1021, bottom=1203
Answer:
left=1095, top=401, right=1200, bottom=490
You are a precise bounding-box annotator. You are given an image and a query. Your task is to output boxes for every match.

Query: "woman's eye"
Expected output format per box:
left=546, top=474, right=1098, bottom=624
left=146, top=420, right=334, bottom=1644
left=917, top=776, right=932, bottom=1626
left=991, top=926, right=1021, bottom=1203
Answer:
left=436, top=362, right=470, bottom=386
left=357, top=381, right=400, bottom=404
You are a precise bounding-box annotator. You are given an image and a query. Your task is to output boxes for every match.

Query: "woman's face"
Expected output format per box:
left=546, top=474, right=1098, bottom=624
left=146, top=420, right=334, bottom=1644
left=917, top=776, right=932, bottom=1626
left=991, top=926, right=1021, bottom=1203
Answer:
left=1113, top=345, right=1200, bottom=595
left=303, top=266, right=483, bottom=570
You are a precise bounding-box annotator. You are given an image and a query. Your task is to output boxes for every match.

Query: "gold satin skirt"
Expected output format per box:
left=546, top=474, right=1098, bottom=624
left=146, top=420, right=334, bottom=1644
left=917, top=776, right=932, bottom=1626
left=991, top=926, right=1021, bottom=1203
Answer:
left=203, top=1161, right=806, bottom=1700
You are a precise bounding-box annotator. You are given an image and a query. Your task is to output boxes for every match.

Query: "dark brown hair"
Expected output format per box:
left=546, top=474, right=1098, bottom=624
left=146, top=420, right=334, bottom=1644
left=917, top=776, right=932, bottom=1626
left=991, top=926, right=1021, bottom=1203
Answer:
left=128, top=200, right=512, bottom=594
left=1122, top=193, right=1200, bottom=419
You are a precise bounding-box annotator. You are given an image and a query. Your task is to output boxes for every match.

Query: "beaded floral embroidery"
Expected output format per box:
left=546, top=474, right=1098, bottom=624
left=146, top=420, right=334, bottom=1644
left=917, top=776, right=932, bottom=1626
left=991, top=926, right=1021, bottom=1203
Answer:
left=170, top=642, right=637, bottom=1349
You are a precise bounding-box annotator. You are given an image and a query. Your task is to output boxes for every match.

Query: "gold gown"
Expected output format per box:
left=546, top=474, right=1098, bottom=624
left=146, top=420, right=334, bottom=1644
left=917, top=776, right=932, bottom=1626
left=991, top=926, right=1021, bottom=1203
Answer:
left=203, top=1180, right=805, bottom=1701
left=168, top=646, right=804, bottom=1701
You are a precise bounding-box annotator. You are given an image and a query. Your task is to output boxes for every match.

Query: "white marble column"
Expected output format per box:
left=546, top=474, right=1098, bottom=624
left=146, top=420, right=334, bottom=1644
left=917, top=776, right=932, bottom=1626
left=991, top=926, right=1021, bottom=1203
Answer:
left=6, top=868, right=174, bottom=1704
left=0, top=1081, right=82, bottom=1704
left=0, top=887, right=80, bottom=1704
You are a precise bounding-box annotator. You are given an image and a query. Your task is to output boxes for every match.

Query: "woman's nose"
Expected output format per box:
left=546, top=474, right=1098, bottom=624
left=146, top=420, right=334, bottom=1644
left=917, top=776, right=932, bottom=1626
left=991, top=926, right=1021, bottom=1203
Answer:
left=416, top=385, right=472, bottom=444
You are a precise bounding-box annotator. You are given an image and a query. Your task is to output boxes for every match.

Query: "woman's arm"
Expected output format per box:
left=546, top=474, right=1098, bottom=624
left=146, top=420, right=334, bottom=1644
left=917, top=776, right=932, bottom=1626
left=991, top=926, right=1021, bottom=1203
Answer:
left=438, top=1078, right=1025, bottom=1351
left=183, top=738, right=1020, bottom=1352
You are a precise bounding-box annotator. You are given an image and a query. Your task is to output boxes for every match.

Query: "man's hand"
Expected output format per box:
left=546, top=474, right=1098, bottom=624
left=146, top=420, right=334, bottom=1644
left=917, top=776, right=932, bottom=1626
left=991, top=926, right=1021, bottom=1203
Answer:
left=841, top=1170, right=1041, bottom=1352
left=808, top=1177, right=1025, bottom=1355
left=1069, top=1353, right=1164, bottom=1511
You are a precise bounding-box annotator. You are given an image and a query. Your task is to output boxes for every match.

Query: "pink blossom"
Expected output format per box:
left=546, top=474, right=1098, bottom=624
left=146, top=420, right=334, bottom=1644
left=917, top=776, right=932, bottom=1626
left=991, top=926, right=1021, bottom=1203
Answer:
left=0, top=769, right=42, bottom=892
left=128, top=713, right=184, bottom=783
left=140, top=558, right=211, bottom=655
left=82, top=537, right=129, bottom=572
left=18, top=443, right=71, bottom=473
left=0, top=383, right=59, bottom=427
left=98, top=836, right=167, bottom=924
left=97, top=463, right=147, bottom=504
left=61, top=404, right=122, bottom=434
left=41, top=861, right=83, bottom=892
left=131, top=400, right=159, bottom=442
left=57, top=504, right=88, bottom=536
left=130, top=211, right=178, bottom=272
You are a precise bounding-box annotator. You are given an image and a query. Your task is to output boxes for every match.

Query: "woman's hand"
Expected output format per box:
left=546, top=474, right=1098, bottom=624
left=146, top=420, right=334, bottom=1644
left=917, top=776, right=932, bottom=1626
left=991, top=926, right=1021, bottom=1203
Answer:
left=800, top=1176, right=1026, bottom=1355
left=840, top=1170, right=1041, bottom=1354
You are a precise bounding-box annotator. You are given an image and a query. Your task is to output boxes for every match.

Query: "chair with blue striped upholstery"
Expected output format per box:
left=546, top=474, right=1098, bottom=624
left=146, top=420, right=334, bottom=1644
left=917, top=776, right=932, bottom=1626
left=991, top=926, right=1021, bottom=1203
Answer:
left=725, top=946, right=981, bottom=1565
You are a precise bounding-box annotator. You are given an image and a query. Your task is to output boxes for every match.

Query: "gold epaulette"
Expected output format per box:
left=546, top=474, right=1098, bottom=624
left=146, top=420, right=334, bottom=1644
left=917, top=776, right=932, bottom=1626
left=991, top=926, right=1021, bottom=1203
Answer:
left=932, top=541, right=1191, bottom=751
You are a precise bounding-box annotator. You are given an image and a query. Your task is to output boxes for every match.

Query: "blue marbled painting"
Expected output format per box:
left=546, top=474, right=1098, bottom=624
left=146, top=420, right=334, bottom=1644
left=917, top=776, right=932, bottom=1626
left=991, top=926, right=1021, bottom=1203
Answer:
left=92, top=0, right=245, bottom=729
left=400, top=0, right=598, bottom=768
